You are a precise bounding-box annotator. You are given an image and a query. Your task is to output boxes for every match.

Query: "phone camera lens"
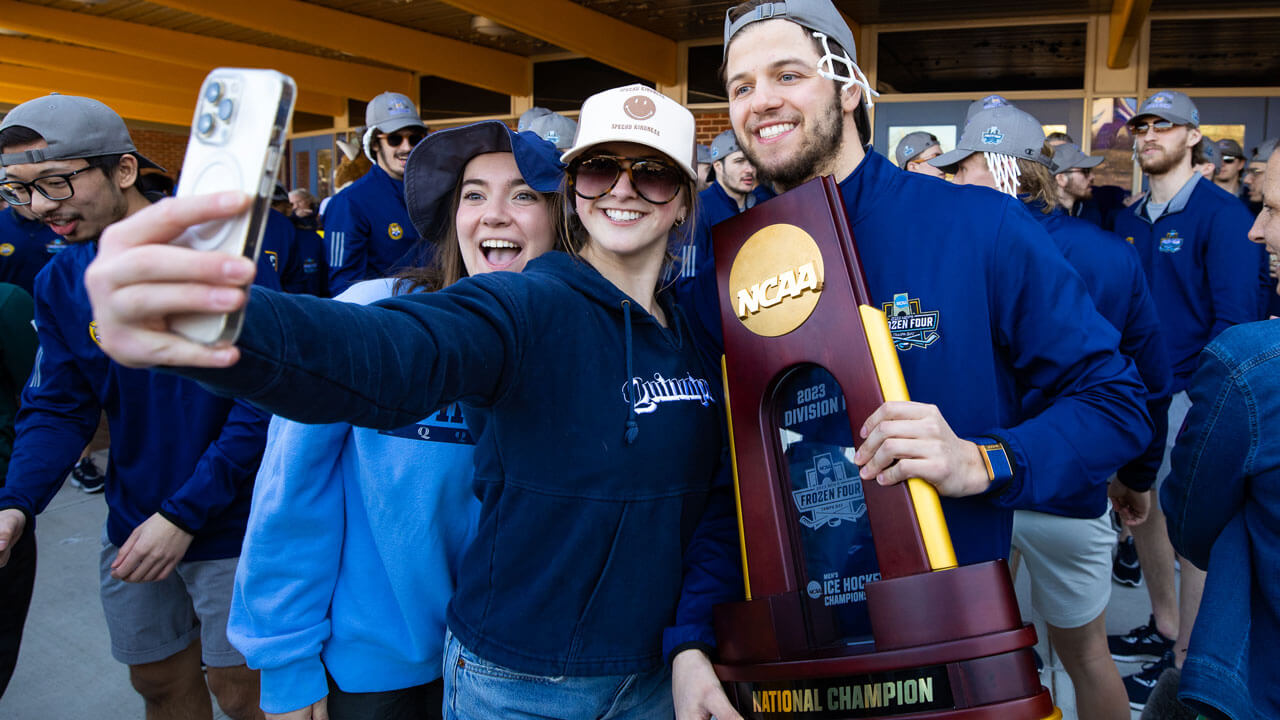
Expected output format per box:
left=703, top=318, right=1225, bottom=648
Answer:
left=203, top=81, right=222, bottom=104
left=218, top=98, right=234, bottom=121
left=197, top=113, right=215, bottom=136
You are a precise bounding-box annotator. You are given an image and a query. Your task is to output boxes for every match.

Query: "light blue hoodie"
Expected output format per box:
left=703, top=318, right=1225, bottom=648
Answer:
left=227, top=278, right=480, bottom=714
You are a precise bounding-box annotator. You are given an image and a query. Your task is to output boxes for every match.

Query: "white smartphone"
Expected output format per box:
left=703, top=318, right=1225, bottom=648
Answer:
left=170, top=68, right=296, bottom=344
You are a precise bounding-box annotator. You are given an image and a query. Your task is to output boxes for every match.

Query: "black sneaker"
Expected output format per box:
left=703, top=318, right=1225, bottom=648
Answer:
left=69, top=457, right=105, bottom=494
left=1109, top=614, right=1174, bottom=661
left=1123, top=649, right=1174, bottom=710
left=1113, top=536, right=1143, bottom=587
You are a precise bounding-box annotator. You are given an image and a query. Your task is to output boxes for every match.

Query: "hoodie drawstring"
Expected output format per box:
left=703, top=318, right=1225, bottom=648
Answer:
left=622, top=300, right=639, bottom=445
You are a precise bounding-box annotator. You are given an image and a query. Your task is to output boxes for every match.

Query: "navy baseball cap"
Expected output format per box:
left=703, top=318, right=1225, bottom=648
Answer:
left=404, top=120, right=564, bottom=241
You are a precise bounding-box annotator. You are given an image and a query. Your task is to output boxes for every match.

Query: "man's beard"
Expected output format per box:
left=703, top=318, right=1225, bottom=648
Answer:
left=742, top=92, right=844, bottom=191
left=1138, top=141, right=1187, bottom=176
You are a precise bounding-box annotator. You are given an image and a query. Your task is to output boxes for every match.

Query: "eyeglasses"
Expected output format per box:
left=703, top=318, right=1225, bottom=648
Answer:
left=1222, top=156, right=1241, bottom=164
left=0, top=167, right=96, bottom=206
left=1129, top=120, right=1178, bottom=135
left=569, top=155, right=683, bottom=204
left=381, top=130, right=426, bottom=148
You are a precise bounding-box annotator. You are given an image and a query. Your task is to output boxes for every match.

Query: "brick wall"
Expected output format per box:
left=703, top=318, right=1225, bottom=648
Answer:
left=131, top=127, right=189, bottom=178
left=694, top=111, right=732, bottom=144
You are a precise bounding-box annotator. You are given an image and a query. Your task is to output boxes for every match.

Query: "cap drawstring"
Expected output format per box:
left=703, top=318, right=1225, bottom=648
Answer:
left=622, top=300, right=640, bottom=445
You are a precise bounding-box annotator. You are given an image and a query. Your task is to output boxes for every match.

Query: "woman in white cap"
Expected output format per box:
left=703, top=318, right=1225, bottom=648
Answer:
left=82, top=85, right=736, bottom=720
left=227, top=122, right=567, bottom=720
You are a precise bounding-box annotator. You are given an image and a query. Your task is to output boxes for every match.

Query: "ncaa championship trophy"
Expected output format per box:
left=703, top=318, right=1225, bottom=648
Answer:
left=710, top=177, right=1060, bottom=719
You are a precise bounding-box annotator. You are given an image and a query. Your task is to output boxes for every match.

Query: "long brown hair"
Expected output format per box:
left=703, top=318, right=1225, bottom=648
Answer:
left=393, top=184, right=567, bottom=295
left=1015, top=143, right=1060, bottom=214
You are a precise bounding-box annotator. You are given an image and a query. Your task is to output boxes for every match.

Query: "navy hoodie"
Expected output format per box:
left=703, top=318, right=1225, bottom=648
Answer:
left=1115, top=174, right=1263, bottom=391
left=680, top=149, right=1151, bottom=561
left=0, top=241, right=277, bottom=559
left=176, top=251, right=741, bottom=676
left=324, top=164, right=418, bottom=296
left=1030, top=204, right=1172, bottom=496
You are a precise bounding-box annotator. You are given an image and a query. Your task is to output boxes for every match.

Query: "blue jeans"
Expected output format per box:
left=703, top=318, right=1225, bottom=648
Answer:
left=442, top=630, right=673, bottom=720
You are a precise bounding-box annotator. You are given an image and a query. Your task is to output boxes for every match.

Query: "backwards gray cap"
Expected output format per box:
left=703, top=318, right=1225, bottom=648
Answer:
left=696, top=143, right=713, bottom=165
left=723, top=0, right=877, bottom=107
left=1197, top=138, right=1222, bottom=172
left=894, top=131, right=939, bottom=166
left=1132, top=90, right=1200, bottom=128
left=365, top=91, right=426, bottom=135
left=710, top=129, right=741, bottom=160
left=1050, top=143, right=1104, bottom=174
left=965, top=95, right=1012, bottom=126
left=0, top=94, right=162, bottom=170
left=1255, top=138, right=1280, bottom=163
left=930, top=105, right=1050, bottom=173
left=525, top=111, right=577, bottom=151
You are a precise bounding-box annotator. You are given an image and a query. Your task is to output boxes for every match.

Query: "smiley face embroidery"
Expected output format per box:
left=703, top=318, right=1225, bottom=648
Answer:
left=623, top=95, right=656, bottom=121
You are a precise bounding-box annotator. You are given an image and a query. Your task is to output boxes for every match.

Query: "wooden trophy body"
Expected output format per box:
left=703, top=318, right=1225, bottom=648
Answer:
left=710, top=177, right=1059, bottom=719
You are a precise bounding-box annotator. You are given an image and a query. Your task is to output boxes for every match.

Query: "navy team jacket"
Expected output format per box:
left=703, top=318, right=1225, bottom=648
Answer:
left=325, top=164, right=419, bottom=296
left=0, top=240, right=278, bottom=560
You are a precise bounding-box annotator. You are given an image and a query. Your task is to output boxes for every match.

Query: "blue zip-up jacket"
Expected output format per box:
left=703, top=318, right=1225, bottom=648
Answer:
left=0, top=241, right=277, bottom=558
left=0, top=207, right=67, bottom=295
left=672, top=181, right=775, bottom=335
left=1115, top=174, right=1263, bottom=392
left=176, top=251, right=741, bottom=676
left=1031, top=204, right=1172, bottom=494
left=324, top=164, right=419, bottom=296
left=681, top=150, right=1151, bottom=561
left=228, top=279, right=479, bottom=714
left=1161, top=320, right=1280, bottom=720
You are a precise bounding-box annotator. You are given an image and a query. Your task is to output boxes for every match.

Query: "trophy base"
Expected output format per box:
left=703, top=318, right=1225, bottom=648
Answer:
left=714, top=561, right=1055, bottom=719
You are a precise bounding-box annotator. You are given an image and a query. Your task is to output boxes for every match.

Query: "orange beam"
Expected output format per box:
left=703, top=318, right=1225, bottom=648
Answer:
left=0, top=82, right=190, bottom=127
left=0, top=37, right=344, bottom=118
left=0, top=0, right=412, bottom=101
left=147, top=0, right=530, bottom=97
left=1109, top=0, right=1152, bottom=69
left=437, top=0, right=677, bottom=85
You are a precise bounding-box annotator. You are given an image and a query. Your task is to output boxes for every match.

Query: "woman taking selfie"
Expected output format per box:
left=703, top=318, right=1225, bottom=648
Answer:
left=85, top=85, right=742, bottom=720
left=228, top=122, right=567, bottom=720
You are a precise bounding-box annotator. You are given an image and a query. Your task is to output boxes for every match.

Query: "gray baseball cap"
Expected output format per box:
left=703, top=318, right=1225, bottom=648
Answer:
left=894, top=131, right=939, bottom=166
left=1132, top=90, right=1199, bottom=128
left=929, top=105, right=1049, bottom=173
left=525, top=111, right=577, bottom=151
left=1254, top=138, right=1279, bottom=163
left=965, top=95, right=1012, bottom=126
left=696, top=143, right=713, bottom=165
left=516, top=106, right=552, bottom=133
left=0, top=94, right=162, bottom=170
left=365, top=91, right=426, bottom=135
left=1217, top=138, right=1245, bottom=159
left=723, top=0, right=856, bottom=63
left=1050, top=143, right=1104, bottom=174
left=710, top=129, right=741, bottom=161
left=1197, top=138, right=1222, bottom=172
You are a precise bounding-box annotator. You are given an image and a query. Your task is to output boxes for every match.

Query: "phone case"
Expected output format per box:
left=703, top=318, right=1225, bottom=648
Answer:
left=170, top=68, right=296, bottom=344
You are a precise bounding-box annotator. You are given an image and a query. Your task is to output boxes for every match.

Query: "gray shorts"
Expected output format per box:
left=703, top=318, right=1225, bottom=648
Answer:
left=98, top=532, right=244, bottom=667
left=1011, top=509, right=1113, bottom=629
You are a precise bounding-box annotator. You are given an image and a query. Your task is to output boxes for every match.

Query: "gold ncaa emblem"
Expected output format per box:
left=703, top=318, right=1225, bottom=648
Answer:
left=0, top=243, right=13, bottom=256
left=388, top=222, right=404, bottom=240
left=728, top=224, right=824, bottom=337
left=88, top=321, right=102, bottom=346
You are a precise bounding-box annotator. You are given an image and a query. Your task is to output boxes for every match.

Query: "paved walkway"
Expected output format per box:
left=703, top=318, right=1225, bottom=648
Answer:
left=2, top=474, right=1154, bottom=719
